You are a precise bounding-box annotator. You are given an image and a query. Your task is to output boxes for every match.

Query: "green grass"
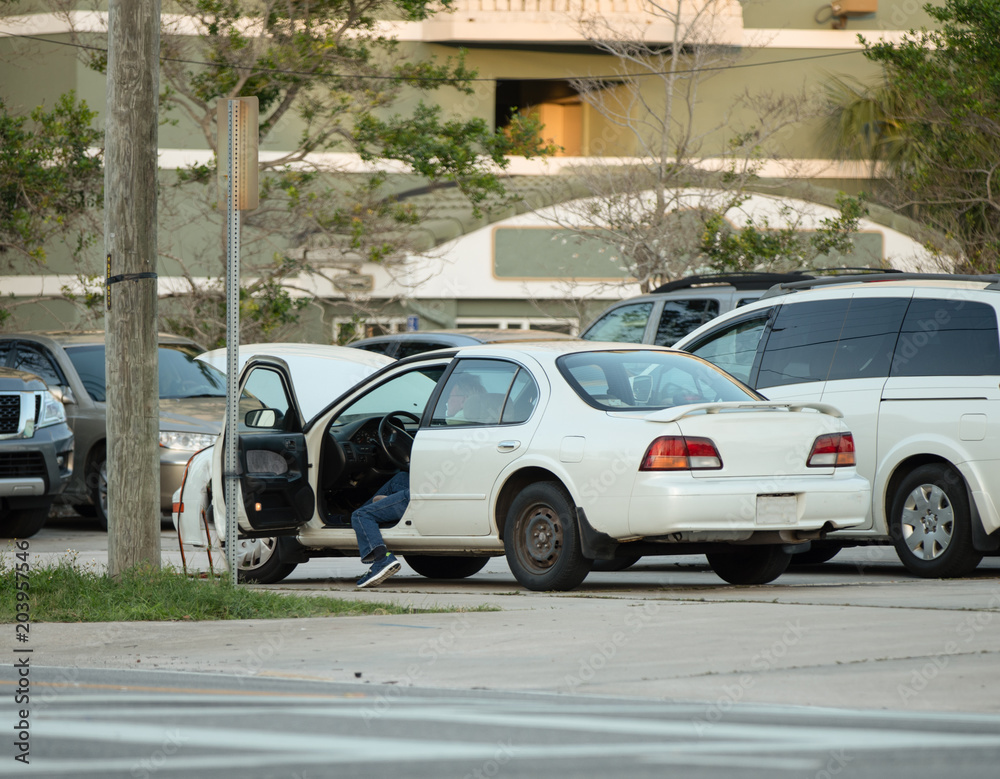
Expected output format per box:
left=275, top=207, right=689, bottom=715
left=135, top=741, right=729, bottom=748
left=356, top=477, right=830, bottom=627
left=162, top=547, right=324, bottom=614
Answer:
left=1, top=556, right=492, bottom=622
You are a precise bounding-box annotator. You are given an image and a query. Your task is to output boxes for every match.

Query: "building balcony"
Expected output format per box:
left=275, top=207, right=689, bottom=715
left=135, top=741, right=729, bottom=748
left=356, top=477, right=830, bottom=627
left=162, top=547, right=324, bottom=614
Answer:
left=422, top=0, right=744, bottom=46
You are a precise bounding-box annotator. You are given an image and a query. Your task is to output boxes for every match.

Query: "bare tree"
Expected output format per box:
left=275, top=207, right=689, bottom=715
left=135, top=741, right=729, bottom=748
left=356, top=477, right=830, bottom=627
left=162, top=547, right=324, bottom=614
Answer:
left=526, top=0, right=820, bottom=293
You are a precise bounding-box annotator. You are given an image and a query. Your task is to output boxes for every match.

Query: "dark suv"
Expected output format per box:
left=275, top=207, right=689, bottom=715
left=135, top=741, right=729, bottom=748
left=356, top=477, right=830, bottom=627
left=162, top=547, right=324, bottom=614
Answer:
left=0, top=368, right=74, bottom=537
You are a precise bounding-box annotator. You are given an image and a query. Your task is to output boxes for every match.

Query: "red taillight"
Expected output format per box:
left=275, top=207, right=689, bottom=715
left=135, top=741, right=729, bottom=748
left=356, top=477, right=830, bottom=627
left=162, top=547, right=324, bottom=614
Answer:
left=807, top=433, right=856, bottom=467
left=640, top=436, right=722, bottom=471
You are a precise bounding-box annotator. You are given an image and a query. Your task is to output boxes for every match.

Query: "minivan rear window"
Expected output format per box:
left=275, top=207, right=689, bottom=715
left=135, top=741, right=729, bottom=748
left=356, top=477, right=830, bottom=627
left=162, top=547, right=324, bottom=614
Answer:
left=890, top=299, right=1000, bottom=376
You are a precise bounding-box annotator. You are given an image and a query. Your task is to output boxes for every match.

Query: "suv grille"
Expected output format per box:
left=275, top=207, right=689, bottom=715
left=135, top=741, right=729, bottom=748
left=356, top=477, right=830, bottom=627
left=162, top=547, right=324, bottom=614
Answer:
left=0, top=395, right=21, bottom=435
left=0, top=451, right=46, bottom=478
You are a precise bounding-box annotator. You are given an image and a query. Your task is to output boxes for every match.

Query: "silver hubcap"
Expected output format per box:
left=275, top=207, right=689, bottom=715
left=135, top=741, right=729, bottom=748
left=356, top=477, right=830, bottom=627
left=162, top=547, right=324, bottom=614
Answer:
left=900, top=483, right=954, bottom=560
left=237, top=537, right=278, bottom=570
left=520, top=506, right=562, bottom=570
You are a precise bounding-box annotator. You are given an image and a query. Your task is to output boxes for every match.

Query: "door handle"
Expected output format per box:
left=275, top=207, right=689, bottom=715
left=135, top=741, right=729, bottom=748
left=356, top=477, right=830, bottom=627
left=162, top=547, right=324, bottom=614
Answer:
left=497, top=440, right=520, bottom=453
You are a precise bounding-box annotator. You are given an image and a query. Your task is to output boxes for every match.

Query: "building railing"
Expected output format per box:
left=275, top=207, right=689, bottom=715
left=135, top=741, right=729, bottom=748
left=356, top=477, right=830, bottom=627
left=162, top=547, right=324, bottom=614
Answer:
left=422, top=0, right=744, bottom=44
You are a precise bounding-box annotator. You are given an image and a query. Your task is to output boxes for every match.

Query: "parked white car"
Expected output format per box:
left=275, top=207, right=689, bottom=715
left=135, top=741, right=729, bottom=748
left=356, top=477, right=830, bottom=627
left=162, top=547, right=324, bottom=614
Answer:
left=674, top=272, right=1000, bottom=577
left=175, top=341, right=869, bottom=590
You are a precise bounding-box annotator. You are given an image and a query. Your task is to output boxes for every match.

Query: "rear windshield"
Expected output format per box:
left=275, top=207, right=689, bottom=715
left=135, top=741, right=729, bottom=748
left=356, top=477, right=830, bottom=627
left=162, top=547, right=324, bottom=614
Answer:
left=556, top=350, right=757, bottom=411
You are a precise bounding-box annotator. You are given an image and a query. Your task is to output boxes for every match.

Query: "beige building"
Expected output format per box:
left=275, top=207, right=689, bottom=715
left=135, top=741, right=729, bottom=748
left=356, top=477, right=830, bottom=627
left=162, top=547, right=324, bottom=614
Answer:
left=0, top=2, right=944, bottom=341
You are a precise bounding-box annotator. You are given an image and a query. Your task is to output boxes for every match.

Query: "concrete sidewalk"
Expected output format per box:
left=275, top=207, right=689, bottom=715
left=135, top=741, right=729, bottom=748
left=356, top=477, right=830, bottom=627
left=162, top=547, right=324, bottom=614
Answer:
left=29, top=580, right=1000, bottom=715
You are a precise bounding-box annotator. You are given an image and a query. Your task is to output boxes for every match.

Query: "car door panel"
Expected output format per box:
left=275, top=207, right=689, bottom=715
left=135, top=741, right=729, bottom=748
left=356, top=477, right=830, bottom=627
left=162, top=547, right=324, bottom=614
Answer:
left=233, top=359, right=314, bottom=535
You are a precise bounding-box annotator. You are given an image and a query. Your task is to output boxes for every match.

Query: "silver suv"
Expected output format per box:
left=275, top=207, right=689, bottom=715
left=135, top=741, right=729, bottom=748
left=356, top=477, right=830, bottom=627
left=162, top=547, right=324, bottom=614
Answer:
left=580, top=272, right=813, bottom=346
left=674, top=273, right=1000, bottom=578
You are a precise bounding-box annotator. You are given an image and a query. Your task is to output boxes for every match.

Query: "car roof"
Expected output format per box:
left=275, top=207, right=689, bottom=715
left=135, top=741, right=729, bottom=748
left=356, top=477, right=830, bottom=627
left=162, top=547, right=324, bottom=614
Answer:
left=350, top=328, right=577, bottom=347
left=758, top=272, right=1000, bottom=299
left=0, top=330, right=204, bottom=349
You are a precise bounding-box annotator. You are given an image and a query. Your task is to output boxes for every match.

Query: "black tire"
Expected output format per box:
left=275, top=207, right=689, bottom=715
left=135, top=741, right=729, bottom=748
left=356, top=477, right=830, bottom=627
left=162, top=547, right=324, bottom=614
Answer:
left=789, top=542, right=843, bottom=566
left=706, top=546, right=792, bottom=585
left=890, top=464, right=983, bottom=578
left=503, top=482, right=592, bottom=592
left=404, top=555, right=489, bottom=580
left=591, top=554, right=642, bottom=572
left=89, top=445, right=109, bottom=532
left=0, top=508, right=49, bottom=539
left=235, top=536, right=298, bottom=584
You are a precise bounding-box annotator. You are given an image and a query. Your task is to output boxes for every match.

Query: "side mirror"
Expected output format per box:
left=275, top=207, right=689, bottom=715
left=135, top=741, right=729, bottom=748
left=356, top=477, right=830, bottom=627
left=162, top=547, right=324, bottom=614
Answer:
left=49, top=385, right=77, bottom=405
left=245, top=408, right=278, bottom=428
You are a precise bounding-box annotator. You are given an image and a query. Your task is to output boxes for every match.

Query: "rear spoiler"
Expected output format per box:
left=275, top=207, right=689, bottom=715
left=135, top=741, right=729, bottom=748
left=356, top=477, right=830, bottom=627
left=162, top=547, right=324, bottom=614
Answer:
left=644, top=401, right=844, bottom=423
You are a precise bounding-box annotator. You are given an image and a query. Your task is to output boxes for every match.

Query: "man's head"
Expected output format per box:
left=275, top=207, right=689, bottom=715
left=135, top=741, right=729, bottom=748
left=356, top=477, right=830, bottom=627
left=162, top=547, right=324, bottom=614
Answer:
left=446, top=374, right=485, bottom=418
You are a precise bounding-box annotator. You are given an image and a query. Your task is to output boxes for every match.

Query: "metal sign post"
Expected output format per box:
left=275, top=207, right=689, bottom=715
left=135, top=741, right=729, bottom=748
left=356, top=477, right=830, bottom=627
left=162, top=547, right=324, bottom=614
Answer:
left=218, top=97, right=258, bottom=586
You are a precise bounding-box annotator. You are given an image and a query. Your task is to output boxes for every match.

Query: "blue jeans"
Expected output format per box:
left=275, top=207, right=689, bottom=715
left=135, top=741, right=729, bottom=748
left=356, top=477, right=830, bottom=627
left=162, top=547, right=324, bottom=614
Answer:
left=351, top=471, right=409, bottom=563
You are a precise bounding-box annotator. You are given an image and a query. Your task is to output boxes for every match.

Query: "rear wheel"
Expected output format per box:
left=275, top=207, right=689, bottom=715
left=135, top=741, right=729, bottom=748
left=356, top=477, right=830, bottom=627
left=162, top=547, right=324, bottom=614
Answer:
left=503, top=482, right=591, bottom=592
left=0, top=507, right=49, bottom=538
left=591, top=554, right=642, bottom=572
left=789, top=542, right=843, bottom=566
left=235, top=536, right=298, bottom=584
left=707, top=546, right=792, bottom=585
left=890, top=464, right=982, bottom=578
left=404, top=555, right=489, bottom=580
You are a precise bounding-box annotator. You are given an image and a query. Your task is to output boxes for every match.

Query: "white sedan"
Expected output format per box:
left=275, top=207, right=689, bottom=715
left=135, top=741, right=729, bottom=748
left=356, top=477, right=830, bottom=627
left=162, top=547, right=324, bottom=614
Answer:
left=175, top=342, right=870, bottom=591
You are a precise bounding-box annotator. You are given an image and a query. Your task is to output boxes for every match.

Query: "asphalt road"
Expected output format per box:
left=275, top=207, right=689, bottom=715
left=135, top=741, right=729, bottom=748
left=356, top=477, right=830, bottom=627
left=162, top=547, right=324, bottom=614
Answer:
left=3, top=516, right=1000, bottom=777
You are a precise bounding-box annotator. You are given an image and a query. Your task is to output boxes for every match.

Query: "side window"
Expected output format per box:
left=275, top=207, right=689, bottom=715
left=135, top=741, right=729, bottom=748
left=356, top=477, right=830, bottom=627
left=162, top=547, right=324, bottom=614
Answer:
left=582, top=302, right=653, bottom=343
left=653, top=299, right=720, bottom=346
left=430, top=359, right=520, bottom=427
left=501, top=369, right=539, bottom=424
left=891, top=299, right=1000, bottom=377
left=333, top=366, right=445, bottom=425
left=826, top=298, right=908, bottom=381
left=686, top=312, right=772, bottom=385
left=758, top=300, right=852, bottom=388
left=239, top=367, right=296, bottom=433
left=63, top=345, right=107, bottom=400
left=11, top=344, right=64, bottom=388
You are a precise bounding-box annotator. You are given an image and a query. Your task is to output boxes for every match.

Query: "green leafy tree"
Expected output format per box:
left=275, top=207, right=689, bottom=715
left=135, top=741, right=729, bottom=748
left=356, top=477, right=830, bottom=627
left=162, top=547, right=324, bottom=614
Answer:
left=826, top=0, right=1000, bottom=270
left=0, top=92, right=102, bottom=265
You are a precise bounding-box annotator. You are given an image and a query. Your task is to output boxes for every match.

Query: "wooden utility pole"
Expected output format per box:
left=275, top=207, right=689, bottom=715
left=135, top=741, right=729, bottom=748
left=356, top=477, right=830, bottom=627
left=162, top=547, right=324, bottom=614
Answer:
left=105, top=0, right=161, bottom=575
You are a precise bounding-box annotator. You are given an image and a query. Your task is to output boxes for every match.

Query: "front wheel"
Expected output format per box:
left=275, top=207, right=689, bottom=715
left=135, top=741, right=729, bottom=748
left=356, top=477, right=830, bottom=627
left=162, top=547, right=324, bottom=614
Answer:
left=707, top=546, right=792, bottom=585
left=0, top=507, right=49, bottom=539
left=404, top=555, right=489, bottom=580
left=890, top=464, right=982, bottom=578
left=503, top=482, right=591, bottom=592
left=89, top=446, right=109, bottom=531
left=235, top=536, right=298, bottom=584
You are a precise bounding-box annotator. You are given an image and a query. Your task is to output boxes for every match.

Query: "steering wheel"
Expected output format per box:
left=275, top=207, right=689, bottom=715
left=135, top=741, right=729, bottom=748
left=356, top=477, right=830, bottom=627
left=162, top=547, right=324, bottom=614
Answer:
left=378, top=411, right=420, bottom=470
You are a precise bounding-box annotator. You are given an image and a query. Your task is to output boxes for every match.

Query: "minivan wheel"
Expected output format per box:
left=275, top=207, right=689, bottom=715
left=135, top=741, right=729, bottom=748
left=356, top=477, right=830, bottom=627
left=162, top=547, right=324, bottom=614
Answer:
left=88, top=446, right=109, bottom=531
left=890, top=464, right=983, bottom=578
left=706, top=546, right=792, bottom=585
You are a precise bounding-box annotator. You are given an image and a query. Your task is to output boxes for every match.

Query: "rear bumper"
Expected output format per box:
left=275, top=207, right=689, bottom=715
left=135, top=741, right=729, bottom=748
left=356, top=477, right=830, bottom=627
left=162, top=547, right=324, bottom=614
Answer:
left=626, top=472, right=871, bottom=538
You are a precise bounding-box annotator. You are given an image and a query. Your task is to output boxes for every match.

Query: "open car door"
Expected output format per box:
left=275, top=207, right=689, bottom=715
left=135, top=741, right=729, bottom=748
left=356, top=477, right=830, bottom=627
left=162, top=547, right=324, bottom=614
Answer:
left=229, top=357, right=314, bottom=535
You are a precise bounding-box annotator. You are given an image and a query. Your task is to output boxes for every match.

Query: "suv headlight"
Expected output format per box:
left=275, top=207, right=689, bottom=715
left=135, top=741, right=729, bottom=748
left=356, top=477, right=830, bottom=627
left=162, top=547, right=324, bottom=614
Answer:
left=159, top=431, right=216, bottom=452
left=37, top=390, right=67, bottom=428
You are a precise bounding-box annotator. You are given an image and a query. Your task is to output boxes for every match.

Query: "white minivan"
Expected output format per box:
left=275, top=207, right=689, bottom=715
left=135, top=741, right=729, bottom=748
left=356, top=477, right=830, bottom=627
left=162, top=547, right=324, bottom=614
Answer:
left=674, top=273, right=1000, bottom=578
